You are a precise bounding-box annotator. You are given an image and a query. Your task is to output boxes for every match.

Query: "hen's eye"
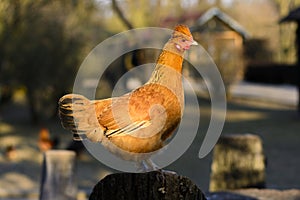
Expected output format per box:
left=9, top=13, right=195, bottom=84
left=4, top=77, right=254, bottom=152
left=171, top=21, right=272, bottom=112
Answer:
left=181, top=39, right=186, bottom=42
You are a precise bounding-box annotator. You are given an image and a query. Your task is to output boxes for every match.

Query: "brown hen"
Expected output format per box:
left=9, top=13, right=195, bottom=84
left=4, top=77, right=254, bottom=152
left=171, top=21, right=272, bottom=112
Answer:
left=58, top=25, right=197, bottom=170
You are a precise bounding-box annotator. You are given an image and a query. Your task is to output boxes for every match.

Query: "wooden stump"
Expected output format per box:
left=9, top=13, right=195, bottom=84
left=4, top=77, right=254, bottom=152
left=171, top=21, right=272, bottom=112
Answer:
left=89, top=171, right=207, bottom=200
left=209, top=134, right=266, bottom=192
left=39, top=150, right=77, bottom=200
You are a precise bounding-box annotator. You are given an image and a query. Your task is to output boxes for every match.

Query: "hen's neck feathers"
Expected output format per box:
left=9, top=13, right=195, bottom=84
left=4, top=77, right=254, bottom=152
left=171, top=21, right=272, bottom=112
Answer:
left=156, top=40, right=184, bottom=73
left=147, top=38, right=185, bottom=85
left=147, top=39, right=185, bottom=106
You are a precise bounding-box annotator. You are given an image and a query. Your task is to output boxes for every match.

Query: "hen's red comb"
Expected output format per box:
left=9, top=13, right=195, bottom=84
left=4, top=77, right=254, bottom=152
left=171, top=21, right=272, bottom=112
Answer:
left=173, top=24, right=192, bottom=38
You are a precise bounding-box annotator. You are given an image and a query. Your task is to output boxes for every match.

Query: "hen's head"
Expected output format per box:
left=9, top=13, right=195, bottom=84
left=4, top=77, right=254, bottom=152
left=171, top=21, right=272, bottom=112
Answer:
left=171, top=24, right=198, bottom=51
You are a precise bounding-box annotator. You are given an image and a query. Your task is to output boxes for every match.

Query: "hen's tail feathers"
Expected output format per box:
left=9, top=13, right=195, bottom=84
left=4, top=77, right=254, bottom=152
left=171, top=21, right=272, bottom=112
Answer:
left=58, top=94, right=104, bottom=142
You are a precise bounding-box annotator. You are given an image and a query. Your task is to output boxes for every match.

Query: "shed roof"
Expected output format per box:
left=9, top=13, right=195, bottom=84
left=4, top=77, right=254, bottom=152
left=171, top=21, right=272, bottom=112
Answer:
left=190, top=7, right=250, bottom=39
left=280, top=7, right=300, bottom=23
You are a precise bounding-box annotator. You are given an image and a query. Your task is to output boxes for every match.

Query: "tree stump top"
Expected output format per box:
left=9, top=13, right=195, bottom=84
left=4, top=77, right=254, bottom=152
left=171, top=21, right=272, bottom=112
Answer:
left=89, top=171, right=206, bottom=200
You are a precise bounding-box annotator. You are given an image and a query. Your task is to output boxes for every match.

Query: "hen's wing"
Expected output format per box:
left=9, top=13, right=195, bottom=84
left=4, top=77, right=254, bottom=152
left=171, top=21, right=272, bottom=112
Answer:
left=97, top=83, right=170, bottom=138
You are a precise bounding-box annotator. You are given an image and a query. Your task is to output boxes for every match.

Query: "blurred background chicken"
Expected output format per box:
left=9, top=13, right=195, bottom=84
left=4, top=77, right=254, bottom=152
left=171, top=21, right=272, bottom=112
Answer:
left=5, top=145, right=17, bottom=161
left=58, top=25, right=197, bottom=170
left=38, top=127, right=59, bottom=152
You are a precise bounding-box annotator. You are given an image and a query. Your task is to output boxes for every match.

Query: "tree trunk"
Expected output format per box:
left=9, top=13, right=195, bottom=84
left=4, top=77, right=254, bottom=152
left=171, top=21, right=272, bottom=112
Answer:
left=297, top=66, right=300, bottom=113
left=27, top=88, right=39, bottom=124
left=296, top=22, right=300, bottom=113
left=89, top=171, right=206, bottom=200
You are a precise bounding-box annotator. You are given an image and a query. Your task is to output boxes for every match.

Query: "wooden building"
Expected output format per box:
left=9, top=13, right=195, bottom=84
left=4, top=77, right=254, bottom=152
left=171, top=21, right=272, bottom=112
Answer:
left=190, top=7, right=250, bottom=86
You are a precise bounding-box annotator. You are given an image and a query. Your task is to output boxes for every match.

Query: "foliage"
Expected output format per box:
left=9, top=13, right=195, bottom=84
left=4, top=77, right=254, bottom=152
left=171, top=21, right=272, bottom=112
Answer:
left=0, top=0, right=104, bottom=122
left=1, top=0, right=300, bottom=122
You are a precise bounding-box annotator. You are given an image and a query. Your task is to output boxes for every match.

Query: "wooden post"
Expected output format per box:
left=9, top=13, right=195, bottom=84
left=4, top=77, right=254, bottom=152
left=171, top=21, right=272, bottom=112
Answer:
left=209, top=134, right=266, bottom=192
left=39, top=150, right=77, bottom=200
left=89, top=171, right=207, bottom=200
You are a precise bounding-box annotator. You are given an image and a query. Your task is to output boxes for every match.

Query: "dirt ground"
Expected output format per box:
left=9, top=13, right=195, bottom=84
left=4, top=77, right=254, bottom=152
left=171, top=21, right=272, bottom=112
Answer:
left=0, top=84, right=300, bottom=199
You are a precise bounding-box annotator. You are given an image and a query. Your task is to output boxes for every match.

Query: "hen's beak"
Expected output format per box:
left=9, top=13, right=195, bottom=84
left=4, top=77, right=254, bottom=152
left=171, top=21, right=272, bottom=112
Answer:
left=191, top=40, right=198, bottom=46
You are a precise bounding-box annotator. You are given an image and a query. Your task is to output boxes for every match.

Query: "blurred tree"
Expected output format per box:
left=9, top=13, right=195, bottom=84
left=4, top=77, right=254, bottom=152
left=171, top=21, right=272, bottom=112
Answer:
left=98, top=0, right=197, bottom=31
left=276, top=0, right=300, bottom=113
left=0, top=0, right=104, bottom=123
left=112, top=0, right=133, bottom=29
left=274, top=0, right=300, bottom=64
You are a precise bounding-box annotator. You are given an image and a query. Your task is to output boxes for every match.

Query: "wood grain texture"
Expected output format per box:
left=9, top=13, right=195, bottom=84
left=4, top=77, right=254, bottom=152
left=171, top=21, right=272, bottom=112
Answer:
left=89, top=171, right=207, bottom=200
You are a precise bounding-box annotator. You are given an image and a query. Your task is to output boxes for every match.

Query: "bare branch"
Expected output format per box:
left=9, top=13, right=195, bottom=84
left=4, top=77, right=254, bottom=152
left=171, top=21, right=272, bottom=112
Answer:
left=111, top=0, right=133, bottom=29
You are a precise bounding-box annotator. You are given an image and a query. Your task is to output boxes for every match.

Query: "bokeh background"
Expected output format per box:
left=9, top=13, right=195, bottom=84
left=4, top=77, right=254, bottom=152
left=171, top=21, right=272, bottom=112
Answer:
left=0, top=0, right=300, bottom=199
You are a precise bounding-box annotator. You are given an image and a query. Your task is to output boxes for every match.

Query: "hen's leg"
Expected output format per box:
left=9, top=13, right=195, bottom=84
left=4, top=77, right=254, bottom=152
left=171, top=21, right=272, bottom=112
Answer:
left=136, top=159, right=160, bottom=172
